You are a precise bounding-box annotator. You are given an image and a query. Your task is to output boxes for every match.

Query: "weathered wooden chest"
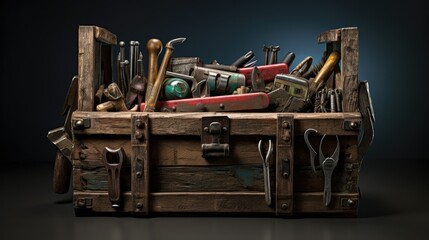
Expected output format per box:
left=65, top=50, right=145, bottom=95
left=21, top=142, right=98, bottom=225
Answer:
left=49, top=26, right=374, bottom=217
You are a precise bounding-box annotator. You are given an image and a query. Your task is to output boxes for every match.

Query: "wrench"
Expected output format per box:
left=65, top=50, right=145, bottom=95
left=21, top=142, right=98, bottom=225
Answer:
left=319, top=135, right=340, bottom=206
left=304, top=128, right=318, bottom=173
left=258, top=139, right=273, bottom=206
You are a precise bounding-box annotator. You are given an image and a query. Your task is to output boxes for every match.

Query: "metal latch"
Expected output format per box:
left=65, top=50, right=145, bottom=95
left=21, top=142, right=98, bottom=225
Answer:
left=201, top=116, right=230, bottom=158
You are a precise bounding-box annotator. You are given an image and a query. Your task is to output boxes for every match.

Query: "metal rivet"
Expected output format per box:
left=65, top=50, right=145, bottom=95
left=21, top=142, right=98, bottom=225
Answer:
left=136, top=203, right=143, bottom=209
left=77, top=199, right=86, bottom=208
left=135, top=130, right=144, bottom=140
left=135, top=119, right=144, bottom=128
left=222, top=127, right=228, bottom=132
left=282, top=121, right=290, bottom=129
left=79, top=153, right=86, bottom=160
left=204, top=127, right=209, bottom=132
left=74, top=120, right=84, bottom=129
left=347, top=199, right=355, bottom=207
left=172, top=106, right=177, bottom=111
left=281, top=203, right=289, bottom=210
left=350, top=121, right=360, bottom=129
left=219, top=103, right=225, bottom=109
left=136, top=172, right=142, bottom=178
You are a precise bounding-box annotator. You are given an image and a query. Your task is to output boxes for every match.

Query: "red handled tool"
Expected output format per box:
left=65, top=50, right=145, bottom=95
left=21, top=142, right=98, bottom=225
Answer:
left=238, top=63, right=289, bottom=84
left=140, top=92, right=269, bottom=112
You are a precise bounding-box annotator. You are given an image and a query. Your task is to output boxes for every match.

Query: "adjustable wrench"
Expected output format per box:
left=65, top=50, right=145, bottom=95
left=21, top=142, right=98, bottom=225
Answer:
left=258, top=139, right=273, bottom=206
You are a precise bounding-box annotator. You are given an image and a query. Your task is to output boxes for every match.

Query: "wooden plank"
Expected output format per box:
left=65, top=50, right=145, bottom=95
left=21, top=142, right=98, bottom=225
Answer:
left=72, top=165, right=83, bottom=191
left=150, top=192, right=274, bottom=213
left=341, top=27, right=359, bottom=112
left=72, top=111, right=361, bottom=136
left=94, top=26, right=117, bottom=45
left=317, top=28, right=341, bottom=43
left=151, top=135, right=268, bottom=166
left=150, top=165, right=272, bottom=192
left=72, top=112, right=131, bottom=135
left=77, top=26, right=116, bottom=111
left=74, top=192, right=135, bottom=213
left=294, top=165, right=359, bottom=193
left=80, top=164, right=131, bottom=191
left=294, top=192, right=359, bottom=216
left=73, top=137, right=132, bottom=161
left=78, top=26, right=97, bottom=111
left=73, top=191, right=358, bottom=216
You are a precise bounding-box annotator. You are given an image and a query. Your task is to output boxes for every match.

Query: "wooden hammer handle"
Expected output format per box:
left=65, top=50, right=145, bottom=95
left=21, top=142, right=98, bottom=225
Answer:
left=53, top=150, right=71, bottom=194
left=145, top=39, right=163, bottom=102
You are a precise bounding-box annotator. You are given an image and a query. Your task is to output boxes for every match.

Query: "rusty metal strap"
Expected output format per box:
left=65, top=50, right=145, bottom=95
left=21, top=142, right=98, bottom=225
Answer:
left=276, top=114, right=294, bottom=216
left=131, top=114, right=149, bottom=215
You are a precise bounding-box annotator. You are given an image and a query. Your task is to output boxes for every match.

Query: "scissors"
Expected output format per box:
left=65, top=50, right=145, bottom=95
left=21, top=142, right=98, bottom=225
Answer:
left=258, top=139, right=273, bottom=206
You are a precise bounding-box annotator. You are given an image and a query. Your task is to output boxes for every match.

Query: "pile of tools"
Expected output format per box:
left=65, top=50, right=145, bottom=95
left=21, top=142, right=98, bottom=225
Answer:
left=95, top=37, right=344, bottom=113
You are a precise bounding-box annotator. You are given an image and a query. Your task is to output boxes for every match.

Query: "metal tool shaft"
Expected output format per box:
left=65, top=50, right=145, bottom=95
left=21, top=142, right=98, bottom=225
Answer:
left=144, top=38, right=186, bottom=112
left=130, top=41, right=135, bottom=80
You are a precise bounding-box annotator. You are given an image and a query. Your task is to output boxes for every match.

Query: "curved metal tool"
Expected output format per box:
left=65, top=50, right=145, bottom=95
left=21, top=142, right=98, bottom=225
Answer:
left=144, top=37, right=186, bottom=112
left=191, top=79, right=210, bottom=98
left=290, top=56, right=313, bottom=77
left=102, top=147, right=125, bottom=208
left=358, top=81, right=375, bottom=164
left=251, top=67, right=265, bottom=92
left=258, top=139, right=273, bottom=206
left=231, top=50, right=255, bottom=68
left=319, top=135, right=340, bottom=206
left=304, top=128, right=318, bottom=173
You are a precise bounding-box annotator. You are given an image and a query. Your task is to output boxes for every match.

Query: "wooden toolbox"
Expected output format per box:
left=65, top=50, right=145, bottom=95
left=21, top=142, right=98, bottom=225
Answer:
left=56, top=26, right=374, bottom=217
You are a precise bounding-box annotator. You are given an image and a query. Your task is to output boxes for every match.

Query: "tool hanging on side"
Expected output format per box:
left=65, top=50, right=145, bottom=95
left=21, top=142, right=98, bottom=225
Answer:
left=319, top=135, right=340, bottom=206
left=258, top=139, right=273, bottom=206
left=46, top=75, right=78, bottom=194
left=102, top=147, right=125, bottom=208
left=304, top=128, right=318, bottom=173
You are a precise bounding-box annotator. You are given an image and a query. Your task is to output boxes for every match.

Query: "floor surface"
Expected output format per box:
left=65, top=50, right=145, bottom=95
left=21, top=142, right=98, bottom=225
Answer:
left=1, top=160, right=427, bottom=240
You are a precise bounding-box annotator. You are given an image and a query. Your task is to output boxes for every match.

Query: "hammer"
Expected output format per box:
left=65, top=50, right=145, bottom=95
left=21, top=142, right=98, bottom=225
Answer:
left=144, top=39, right=163, bottom=103
left=144, top=37, right=186, bottom=112
left=96, top=82, right=128, bottom=111
left=308, top=51, right=340, bottom=98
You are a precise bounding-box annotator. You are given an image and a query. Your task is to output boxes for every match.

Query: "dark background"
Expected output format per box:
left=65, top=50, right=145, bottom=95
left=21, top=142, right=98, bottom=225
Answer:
left=1, top=1, right=428, bottom=240
left=2, top=0, right=428, bottom=165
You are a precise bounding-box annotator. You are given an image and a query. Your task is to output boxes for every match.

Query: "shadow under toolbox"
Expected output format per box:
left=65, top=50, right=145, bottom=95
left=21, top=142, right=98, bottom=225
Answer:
left=47, top=26, right=374, bottom=217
